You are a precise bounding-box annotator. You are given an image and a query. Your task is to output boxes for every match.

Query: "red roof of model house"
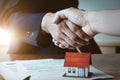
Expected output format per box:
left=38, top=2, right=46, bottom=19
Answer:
left=64, top=52, right=91, bottom=68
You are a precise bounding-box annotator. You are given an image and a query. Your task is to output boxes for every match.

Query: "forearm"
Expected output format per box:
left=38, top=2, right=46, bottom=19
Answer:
left=88, top=9, right=120, bottom=36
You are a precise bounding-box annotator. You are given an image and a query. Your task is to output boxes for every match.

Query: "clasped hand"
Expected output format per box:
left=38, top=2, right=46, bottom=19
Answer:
left=41, top=7, right=93, bottom=49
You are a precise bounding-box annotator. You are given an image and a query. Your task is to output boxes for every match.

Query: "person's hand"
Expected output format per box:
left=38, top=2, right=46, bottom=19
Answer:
left=53, top=7, right=88, bottom=28
left=41, top=12, right=90, bottom=49
left=53, top=7, right=96, bottom=38
left=52, top=19, right=90, bottom=49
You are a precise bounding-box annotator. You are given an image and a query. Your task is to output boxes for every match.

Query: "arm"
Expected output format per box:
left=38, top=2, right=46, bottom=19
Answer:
left=53, top=7, right=120, bottom=38
left=87, top=9, right=120, bottom=36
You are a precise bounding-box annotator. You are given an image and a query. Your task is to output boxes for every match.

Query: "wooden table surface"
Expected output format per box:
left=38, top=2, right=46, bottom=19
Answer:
left=0, top=53, right=120, bottom=80
left=92, top=54, right=120, bottom=80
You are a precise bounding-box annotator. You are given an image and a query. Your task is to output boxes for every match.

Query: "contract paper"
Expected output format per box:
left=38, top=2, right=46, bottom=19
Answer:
left=0, top=59, right=113, bottom=80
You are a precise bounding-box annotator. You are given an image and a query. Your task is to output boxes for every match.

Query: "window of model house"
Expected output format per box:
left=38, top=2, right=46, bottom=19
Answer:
left=72, top=68, right=76, bottom=73
left=68, top=68, right=71, bottom=73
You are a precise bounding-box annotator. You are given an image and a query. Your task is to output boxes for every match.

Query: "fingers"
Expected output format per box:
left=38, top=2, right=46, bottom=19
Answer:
left=53, top=39, right=88, bottom=49
left=52, top=20, right=89, bottom=49
left=65, top=20, right=90, bottom=41
left=52, top=39, right=75, bottom=49
left=52, top=19, right=90, bottom=49
left=63, top=20, right=89, bottom=46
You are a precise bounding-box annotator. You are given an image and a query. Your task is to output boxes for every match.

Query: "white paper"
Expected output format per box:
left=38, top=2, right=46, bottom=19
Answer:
left=0, top=59, right=114, bottom=80
left=0, top=61, right=30, bottom=80
left=0, top=62, right=18, bottom=80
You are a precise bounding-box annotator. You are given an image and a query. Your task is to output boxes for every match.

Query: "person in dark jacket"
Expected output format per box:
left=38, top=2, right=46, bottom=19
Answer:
left=0, top=0, right=101, bottom=59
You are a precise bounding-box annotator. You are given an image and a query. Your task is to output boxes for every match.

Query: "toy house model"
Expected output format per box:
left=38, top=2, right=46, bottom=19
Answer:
left=63, top=52, right=91, bottom=78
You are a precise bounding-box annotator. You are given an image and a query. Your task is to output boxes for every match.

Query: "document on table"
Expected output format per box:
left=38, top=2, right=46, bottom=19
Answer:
left=0, top=61, right=30, bottom=80
left=0, top=59, right=114, bottom=80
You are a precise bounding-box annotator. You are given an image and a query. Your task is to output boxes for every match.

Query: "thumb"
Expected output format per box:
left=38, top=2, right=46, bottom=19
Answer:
left=53, top=10, right=68, bottom=24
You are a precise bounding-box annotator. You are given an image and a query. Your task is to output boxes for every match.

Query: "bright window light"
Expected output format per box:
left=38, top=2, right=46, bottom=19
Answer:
left=0, top=28, right=12, bottom=45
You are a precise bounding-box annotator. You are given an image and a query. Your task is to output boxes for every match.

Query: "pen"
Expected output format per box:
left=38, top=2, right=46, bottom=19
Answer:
left=76, top=47, right=82, bottom=53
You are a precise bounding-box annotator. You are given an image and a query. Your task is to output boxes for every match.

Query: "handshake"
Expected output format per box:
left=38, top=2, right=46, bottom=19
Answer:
left=41, top=7, right=120, bottom=49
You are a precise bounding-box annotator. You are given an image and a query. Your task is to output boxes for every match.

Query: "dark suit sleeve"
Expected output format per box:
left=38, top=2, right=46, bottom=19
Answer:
left=9, top=12, right=46, bottom=46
